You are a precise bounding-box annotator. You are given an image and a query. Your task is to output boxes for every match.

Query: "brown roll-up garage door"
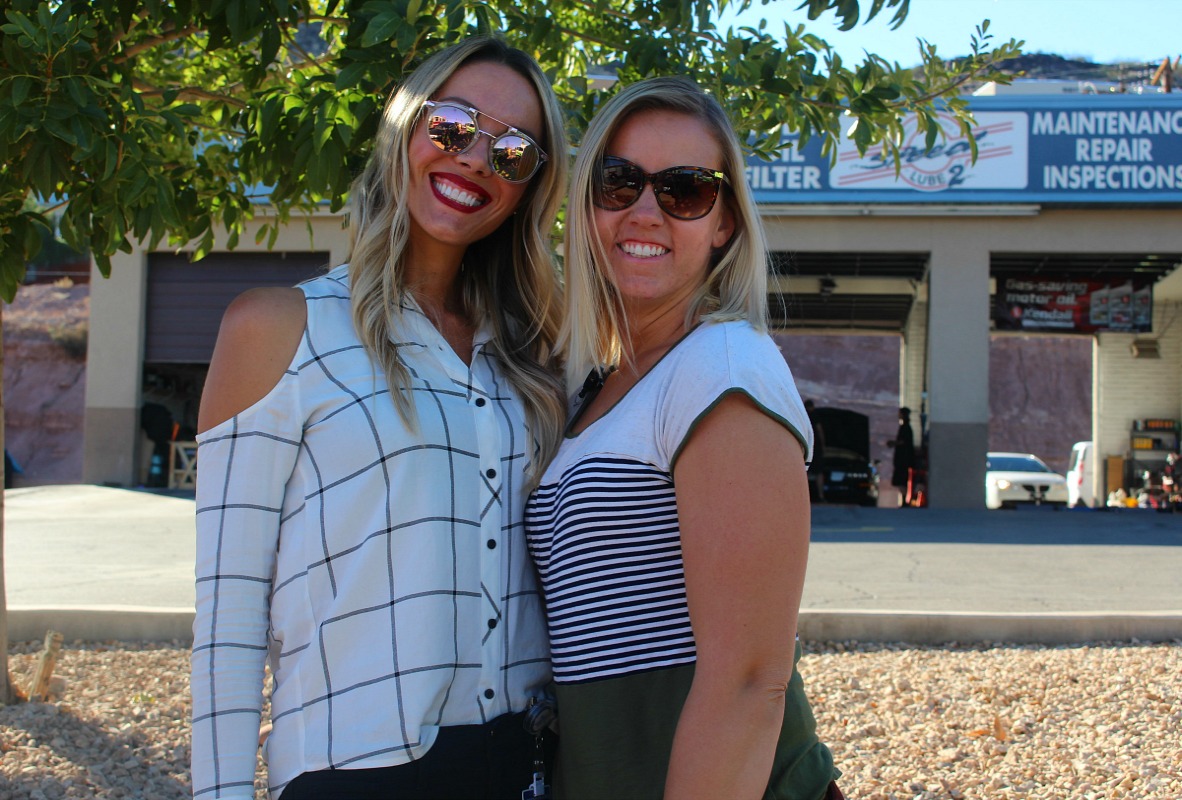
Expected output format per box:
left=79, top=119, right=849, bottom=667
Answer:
left=145, top=251, right=330, bottom=363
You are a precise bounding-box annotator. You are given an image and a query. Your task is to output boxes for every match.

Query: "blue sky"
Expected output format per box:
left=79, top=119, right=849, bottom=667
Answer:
left=719, top=0, right=1180, bottom=66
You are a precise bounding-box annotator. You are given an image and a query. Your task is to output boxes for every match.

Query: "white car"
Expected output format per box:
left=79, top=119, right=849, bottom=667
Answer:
left=985, top=452, right=1069, bottom=509
left=1066, top=441, right=1095, bottom=508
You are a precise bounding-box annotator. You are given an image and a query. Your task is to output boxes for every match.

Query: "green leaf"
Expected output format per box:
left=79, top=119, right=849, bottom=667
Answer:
left=0, top=264, right=23, bottom=302
left=193, top=228, right=215, bottom=261
left=70, top=116, right=95, bottom=155
left=128, top=169, right=153, bottom=205
left=132, top=204, right=151, bottom=240
left=924, top=113, right=939, bottom=153
left=11, top=76, right=33, bottom=106
left=362, top=11, right=403, bottom=47
left=63, top=77, right=89, bottom=107
left=43, top=116, right=78, bottom=146
left=93, top=251, right=112, bottom=280
left=335, top=61, right=369, bottom=90
left=155, top=178, right=179, bottom=226
left=23, top=216, right=44, bottom=262
left=6, top=11, right=40, bottom=42
left=472, top=4, right=494, bottom=35
left=853, top=115, right=872, bottom=152
left=59, top=211, right=80, bottom=251
left=36, top=3, right=53, bottom=32
left=314, top=103, right=334, bottom=149
left=257, top=96, right=281, bottom=139
left=259, top=22, right=281, bottom=65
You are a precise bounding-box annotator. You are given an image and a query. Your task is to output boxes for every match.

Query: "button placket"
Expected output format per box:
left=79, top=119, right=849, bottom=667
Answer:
left=470, top=356, right=507, bottom=714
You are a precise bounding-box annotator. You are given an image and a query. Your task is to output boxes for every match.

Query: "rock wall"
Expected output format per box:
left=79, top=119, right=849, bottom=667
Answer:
left=777, top=332, right=1092, bottom=476
left=777, top=334, right=909, bottom=476
left=989, top=336, right=1093, bottom=473
left=2, top=283, right=89, bottom=486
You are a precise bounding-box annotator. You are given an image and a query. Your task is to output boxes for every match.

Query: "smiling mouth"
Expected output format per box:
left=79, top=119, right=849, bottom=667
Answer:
left=432, top=177, right=488, bottom=209
left=619, top=242, right=669, bottom=259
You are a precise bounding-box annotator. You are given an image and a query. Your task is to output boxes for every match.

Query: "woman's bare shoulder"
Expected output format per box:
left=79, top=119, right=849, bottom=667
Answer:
left=197, top=287, right=307, bottom=433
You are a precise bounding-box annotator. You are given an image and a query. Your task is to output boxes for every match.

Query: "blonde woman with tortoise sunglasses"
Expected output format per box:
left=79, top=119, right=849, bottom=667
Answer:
left=525, top=76, right=844, bottom=800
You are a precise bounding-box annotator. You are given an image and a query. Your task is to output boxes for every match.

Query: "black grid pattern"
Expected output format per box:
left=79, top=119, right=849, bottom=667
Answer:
left=191, top=266, right=550, bottom=799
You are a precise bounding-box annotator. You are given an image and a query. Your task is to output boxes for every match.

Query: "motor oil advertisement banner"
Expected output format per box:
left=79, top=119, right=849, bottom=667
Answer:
left=746, top=97, right=1182, bottom=204
left=993, top=276, right=1153, bottom=332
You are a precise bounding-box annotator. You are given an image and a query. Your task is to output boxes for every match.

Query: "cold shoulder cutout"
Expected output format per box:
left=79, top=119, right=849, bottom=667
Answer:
left=197, top=286, right=307, bottom=433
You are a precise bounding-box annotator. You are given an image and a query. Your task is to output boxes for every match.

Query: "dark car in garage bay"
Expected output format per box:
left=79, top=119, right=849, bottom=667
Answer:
left=811, top=407, right=880, bottom=506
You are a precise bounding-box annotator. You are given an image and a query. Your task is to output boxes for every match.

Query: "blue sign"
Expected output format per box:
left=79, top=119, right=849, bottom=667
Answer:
left=747, top=94, right=1182, bottom=204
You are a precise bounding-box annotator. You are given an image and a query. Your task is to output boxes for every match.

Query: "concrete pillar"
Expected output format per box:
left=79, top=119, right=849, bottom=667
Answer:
left=83, top=247, right=148, bottom=486
left=901, top=299, right=928, bottom=418
left=926, top=244, right=990, bottom=508
left=1089, top=337, right=1105, bottom=504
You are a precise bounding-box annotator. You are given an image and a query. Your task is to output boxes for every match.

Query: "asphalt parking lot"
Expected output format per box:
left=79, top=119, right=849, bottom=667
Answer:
left=5, top=485, right=1181, bottom=643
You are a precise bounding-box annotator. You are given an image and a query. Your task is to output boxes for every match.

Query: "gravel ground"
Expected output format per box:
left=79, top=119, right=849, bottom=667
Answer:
left=2, top=639, right=1179, bottom=800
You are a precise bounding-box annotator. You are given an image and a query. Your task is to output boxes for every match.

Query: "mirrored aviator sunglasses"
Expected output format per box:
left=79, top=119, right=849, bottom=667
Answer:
left=421, top=101, right=547, bottom=183
left=593, top=156, right=728, bottom=220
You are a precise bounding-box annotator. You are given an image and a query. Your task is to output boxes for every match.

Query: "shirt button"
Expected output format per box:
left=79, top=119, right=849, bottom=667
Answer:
left=487, top=539, right=497, bottom=549
left=486, top=468, right=497, bottom=479
left=487, top=618, right=498, bottom=629
left=484, top=688, right=495, bottom=699
left=475, top=397, right=486, bottom=407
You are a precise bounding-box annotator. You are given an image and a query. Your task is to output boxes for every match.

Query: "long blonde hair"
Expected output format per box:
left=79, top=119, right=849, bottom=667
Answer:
left=560, top=76, right=768, bottom=392
left=346, top=36, right=567, bottom=475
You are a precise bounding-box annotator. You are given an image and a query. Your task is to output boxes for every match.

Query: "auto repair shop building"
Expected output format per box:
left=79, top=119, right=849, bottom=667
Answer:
left=82, top=90, right=1182, bottom=508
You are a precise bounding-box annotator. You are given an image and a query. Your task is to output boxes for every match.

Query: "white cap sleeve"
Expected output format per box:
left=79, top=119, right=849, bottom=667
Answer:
left=655, top=322, right=813, bottom=470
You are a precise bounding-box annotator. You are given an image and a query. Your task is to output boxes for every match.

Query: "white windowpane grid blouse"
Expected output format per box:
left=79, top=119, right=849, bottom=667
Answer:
left=191, top=266, right=550, bottom=799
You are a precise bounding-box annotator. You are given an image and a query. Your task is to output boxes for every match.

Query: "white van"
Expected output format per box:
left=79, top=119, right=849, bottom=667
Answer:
left=1067, top=441, right=1095, bottom=508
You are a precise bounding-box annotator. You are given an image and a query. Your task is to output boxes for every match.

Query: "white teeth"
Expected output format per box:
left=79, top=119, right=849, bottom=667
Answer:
left=434, top=179, right=484, bottom=207
left=620, top=242, right=668, bottom=258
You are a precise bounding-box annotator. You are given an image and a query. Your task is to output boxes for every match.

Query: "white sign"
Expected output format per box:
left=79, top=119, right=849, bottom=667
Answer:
left=830, top=112, right=1029, bottom=192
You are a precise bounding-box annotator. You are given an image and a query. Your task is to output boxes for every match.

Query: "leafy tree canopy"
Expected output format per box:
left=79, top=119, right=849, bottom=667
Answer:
left=0, top=0, right=1022, bottom=301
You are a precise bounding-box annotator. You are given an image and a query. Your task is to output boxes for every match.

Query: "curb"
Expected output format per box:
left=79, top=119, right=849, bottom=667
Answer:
left=797, top=609, right=1182, bottom=645
left=10, top=606, right=1182, bottom=646
left=9, top=606, right=195, bottom=643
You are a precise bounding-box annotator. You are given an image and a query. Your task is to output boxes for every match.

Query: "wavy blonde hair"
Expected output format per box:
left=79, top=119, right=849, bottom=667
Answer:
left=346, top=36, right=567, bottom=475
left=560, top=76, right=768, bottom=392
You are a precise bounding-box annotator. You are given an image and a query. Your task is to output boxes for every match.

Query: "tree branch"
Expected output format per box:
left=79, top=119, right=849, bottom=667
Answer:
left=903, top=53, right=1015, bottom=107
left=114, top=23, right=202, bottom=63
left=285, top=47, right=337, bottom=73
left=109, top=12, right=349, bottom=67
left=303, top=14, right=351, bottom=26
left=130, top=78, right=248, bottom=108
left=560, top=0, right=725, bottom=48
left=554, top=24, right=621, bottom=52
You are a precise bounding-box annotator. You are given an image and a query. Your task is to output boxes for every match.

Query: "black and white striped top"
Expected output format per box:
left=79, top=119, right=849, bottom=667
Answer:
left=526, top=321, right=812, bottom=685
left=191, top=265, right=550, bottom=799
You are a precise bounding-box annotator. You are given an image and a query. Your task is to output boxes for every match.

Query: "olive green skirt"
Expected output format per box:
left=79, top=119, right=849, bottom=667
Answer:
left=552, top=645, right=838, bottom=800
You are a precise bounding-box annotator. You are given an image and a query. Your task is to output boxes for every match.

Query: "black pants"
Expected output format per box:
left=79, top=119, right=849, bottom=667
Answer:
left=281, top=712, right=553, bottom=800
